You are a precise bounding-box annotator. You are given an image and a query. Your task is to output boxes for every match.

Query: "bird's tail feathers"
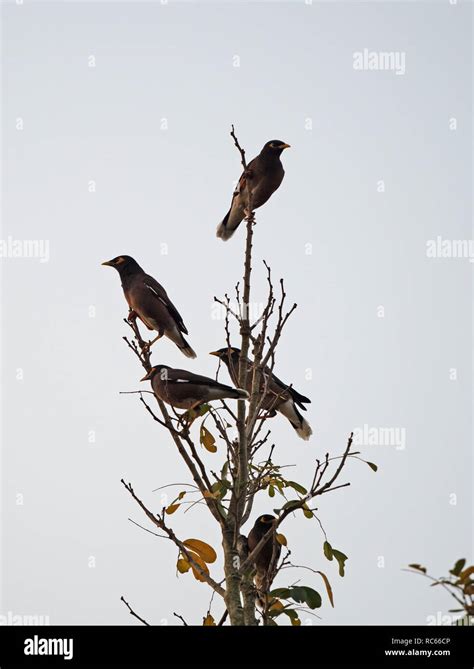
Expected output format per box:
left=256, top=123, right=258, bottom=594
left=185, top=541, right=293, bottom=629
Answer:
left=216, top=209, right=234, bottom=241
left=179, top=335, right=197, bottom=359
left=278, top=400, right=313, bottom=441
left=255, top=572, right=275, bottom=610
left=216, top=204, right=244, bottom=241
left=296, top=417, right=313, bottom=441
left=234, top=388, right=249, bottom=400
left=290, top=387, right=311, bottom=409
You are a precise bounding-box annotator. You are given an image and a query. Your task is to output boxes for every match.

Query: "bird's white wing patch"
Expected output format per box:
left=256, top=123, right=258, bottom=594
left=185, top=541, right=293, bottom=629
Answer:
left=145, top=283, right=169, bottom=307
left=145, top=283, right=159, bottom=295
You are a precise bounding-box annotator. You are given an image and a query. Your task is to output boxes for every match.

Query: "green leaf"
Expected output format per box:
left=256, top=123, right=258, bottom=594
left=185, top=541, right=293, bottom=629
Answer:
left=367, top=462, right=378, bottom=472
left=302, top=503, right=314, bottom=519
left=270, top=586, right=321, bottom=609
left=282, top=609, right=301, bottom=625
left=323, top=541, right=333, bottom=561
left=289, top=586, right=322, bottom=609
left=221, top=461, right=229, bottom=481
left=268, top=484, right=275, bottom=498
left=274, top=479, right=285, bottom=495
left=280, top=500, right=302, bottom=513
left=210, top=480, right=228, bottom=500
left=332, top=549, right=348, bottom=577
left=270, top=587, right=291, bottom=600
left=450, top=559, right=466, bottom=577
left=286, top=480, right=308, bottom=495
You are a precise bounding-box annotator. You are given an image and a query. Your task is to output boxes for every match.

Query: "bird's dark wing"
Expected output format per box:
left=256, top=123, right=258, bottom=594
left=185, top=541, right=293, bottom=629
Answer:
left=164, top=368, right=227, bottom=388
left=142, top=274, right=188, bottom=334
left=266, top=369, right=311, bottom=410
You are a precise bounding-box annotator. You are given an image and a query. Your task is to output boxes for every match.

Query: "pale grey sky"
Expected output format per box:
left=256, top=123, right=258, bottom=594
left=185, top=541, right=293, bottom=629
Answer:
left=1, top=0, right=472, bottom=626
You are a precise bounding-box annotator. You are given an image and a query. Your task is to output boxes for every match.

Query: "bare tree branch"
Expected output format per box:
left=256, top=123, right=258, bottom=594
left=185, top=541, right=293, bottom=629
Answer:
left=120, top=596, right=150, bottom=626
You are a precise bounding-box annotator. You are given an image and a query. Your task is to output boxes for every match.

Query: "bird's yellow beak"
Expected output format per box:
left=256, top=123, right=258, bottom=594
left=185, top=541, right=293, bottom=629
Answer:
left=101, top=260, right=114, bottom=267
left=140, top=370, right=153, bottom=381
left=280, top=143, right=291, bottom=150
left=209, top=351, right=221, bottom=357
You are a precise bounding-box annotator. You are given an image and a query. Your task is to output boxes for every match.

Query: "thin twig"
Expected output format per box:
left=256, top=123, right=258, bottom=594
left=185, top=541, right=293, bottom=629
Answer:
left=120, top=596, right=150, bottom=626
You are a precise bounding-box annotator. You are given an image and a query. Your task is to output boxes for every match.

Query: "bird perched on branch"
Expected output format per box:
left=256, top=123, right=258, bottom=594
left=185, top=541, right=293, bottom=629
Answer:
left=216, top=140, right=290, bottom=241
left=102, top=255, right=196, bottom=359
left=141, top=364, right=249, bottom=410
left=247, top=514, right=281, bottom=607
left=210, top=347, right=312, bottom=440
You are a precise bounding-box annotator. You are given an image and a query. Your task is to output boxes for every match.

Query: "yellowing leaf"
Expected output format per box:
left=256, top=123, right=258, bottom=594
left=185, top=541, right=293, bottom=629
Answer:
left=176, top=558, right=191, bottom=574
left=203, top=490, right=218, bottom=499
left=165, top=503, right=180, bottom=515
left=183, top=538, right=217, bottom=564
left=203, top=613, right=216, bottom=626
left=459, top=566, right=474, bottom=582
left=269, top=599, right=284, bottom=612
left=316, top=570, right=334, bottom=608
left=459, top=566, right=474, bottom=583
left=187, top=551, right=210, bottom=582
left=276, top=533, right=287, bottom=546
left=200, top=426, right=217, bottom=453
left=291, top=616, right=301, bottom=626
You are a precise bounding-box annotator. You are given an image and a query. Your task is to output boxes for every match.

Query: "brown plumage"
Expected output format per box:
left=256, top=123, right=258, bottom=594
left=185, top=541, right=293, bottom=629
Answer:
left=102, top=255, right=196, bottom=358
left=216, top=140, right=290, bottom=241
left=247, top=514, right=281, bottom=607
left=141, top=364, right=249, bottom=410
left=210, top=347, right=312, bottom=440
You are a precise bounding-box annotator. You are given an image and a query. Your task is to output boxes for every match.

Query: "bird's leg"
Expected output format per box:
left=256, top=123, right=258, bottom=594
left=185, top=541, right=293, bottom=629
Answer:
left=143, top=329, right=164, bottom=351
left=180, top=402, right=208, bottom=427
left=180, top=405, right=199, bottom=427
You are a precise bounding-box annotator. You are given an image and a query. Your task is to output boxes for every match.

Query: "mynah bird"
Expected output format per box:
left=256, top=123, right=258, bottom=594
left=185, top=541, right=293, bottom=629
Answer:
left=210, top=347, right=312, bottom=440
left=247, top=514, right=281, bottom=607
left=141, top=364, right=249, bottom=410
left=216, top=140, right=290, bottom=241
left=102, top=255, right=196, bottom=359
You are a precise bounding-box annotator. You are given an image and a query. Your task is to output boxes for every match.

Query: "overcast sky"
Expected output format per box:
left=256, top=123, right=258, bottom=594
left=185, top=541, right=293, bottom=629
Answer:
left=1, top=0, right=472, bottom=626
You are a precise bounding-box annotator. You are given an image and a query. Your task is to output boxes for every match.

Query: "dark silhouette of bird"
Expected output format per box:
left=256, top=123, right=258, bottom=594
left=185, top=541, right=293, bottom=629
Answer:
left=141, top=364, right=249, bottom=410
left=216, top=140, right=290, bottom=241
left=247, top=514, right=281, bottom=607
left=210, top=347, right=312, bottom=440
left=102, top=255, right=196, bottom=358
